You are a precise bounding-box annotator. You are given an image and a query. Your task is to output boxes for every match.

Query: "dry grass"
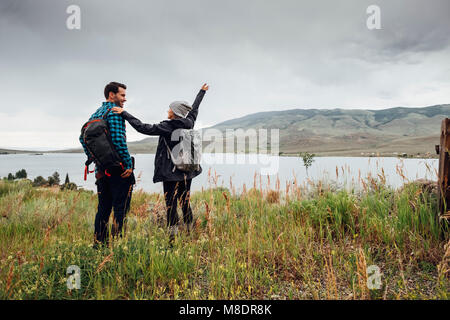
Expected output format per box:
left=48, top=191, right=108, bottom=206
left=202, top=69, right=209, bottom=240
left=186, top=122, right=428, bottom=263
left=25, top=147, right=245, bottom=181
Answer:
left=0, top=165, right=448, bottom=299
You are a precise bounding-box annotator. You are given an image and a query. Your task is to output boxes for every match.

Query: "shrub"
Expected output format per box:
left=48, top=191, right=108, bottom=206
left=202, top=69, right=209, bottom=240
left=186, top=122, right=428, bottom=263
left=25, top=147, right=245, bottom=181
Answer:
left=48, top=172, right=60, bottom=186
left=15, top=169, right=27, bottom=179
left=265, top=190, right=280, bottom=204
left=33, top=176, right=47, bottom=187
left=60, top=182, right=78, bottom=191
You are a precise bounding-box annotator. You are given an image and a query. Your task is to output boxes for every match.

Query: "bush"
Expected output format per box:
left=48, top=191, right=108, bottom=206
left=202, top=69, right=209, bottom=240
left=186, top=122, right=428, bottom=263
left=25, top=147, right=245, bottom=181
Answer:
left=60, top=182, right=78, bottom=191
left=48, top=172, right=60, bottom=186
left=33, top=176, right=47, bottom=187
left=47, top=176, right=56, bottom=186
left=265, top=190, right=280, bottom=204
left=15, top=169, right=27, bottom=179
left=52, top=172, right=60, bottom=185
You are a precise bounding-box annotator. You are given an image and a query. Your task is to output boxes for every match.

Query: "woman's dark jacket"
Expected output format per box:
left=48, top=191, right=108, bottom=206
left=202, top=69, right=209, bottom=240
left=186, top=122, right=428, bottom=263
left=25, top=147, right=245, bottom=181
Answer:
left=120, top=89, right=206, bottom=183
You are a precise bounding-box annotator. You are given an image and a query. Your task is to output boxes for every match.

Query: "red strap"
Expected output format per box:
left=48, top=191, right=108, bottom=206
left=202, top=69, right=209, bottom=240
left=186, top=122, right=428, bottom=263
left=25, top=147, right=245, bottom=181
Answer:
left=105, top=170, right=111, bottom=177
left=84, top=164, right=95, bottom=181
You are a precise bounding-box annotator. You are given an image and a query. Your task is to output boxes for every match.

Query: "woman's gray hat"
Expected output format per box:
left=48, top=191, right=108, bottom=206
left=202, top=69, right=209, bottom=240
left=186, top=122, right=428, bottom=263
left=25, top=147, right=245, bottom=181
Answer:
left=169, top=101, right=192, bottom=118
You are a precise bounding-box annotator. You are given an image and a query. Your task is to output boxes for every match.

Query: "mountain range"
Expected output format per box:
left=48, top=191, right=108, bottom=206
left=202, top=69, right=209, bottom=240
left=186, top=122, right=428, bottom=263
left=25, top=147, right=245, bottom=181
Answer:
left=2, top=104, right=448, bottom=157
left=207, top=104, right=449, bottom=156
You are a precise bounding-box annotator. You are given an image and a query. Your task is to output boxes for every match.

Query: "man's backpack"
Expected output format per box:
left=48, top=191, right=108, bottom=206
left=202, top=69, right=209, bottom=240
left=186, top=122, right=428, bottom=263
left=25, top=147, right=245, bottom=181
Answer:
left=163, top=129, right=202, bottom=172
left=81, top=109, right=124, bottom=179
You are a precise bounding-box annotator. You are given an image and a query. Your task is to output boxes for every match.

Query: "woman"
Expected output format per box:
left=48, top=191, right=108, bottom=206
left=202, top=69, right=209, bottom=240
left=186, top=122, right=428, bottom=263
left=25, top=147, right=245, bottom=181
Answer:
left=112, top=83, right=209, bottom=242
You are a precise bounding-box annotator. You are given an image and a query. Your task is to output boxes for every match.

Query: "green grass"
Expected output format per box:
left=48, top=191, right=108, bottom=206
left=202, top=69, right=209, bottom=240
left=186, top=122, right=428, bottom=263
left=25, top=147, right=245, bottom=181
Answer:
left=0, top=176, right=448, bottom=300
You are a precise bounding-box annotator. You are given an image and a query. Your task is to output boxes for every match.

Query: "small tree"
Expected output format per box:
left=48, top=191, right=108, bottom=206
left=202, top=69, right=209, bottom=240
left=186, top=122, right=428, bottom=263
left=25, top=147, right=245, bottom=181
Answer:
left=48, top=172, right=60, bottom=186
left=64, top=173, right=70, bottom=185
left=33, top=176, right=47, bottom=187
left=15, top=169, right=27, bottom=179
left=300, top=152, right=316, bottom=176
left=48, top=176, right=56, bottom=186
left=7, top=173, right=15, bottom=181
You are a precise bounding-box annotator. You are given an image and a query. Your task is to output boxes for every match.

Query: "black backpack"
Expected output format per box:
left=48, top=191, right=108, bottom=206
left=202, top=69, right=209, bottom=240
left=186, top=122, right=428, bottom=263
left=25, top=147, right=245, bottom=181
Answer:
left=81, top=109, right=124, bottom=179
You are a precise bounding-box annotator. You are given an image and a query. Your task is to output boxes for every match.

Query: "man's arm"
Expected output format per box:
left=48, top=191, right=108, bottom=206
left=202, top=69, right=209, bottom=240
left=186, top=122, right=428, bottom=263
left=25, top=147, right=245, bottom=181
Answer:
left=107, top=112, right=133, bottom=169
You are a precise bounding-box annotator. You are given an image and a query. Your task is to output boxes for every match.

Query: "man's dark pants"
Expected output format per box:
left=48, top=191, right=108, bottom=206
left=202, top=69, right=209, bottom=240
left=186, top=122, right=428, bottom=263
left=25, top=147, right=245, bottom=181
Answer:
left=94, top=173, right=135, bottom=244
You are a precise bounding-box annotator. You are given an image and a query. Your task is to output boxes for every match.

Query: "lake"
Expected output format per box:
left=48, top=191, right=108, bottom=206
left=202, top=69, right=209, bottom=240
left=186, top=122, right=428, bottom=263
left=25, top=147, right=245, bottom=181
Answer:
left=0, top=153, right=438, bottom=194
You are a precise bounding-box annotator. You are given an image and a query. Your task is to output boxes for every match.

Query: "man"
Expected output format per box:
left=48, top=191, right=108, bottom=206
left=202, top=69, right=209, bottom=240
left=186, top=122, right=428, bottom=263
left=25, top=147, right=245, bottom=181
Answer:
left=79, top=81, right=135, bottom=247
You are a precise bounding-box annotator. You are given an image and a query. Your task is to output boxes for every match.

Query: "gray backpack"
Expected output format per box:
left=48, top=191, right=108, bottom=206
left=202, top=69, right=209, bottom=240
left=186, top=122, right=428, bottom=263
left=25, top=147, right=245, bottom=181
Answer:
left=163, top=129, right=202, bottom=172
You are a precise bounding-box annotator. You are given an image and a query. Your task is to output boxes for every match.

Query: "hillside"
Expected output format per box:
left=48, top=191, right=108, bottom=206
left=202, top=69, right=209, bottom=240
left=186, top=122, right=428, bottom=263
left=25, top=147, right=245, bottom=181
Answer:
left=209, top=104, right=449, bottom=156
left=0, top=148, right=41, bottom=154
left=7, top=104, right=448, bottom=156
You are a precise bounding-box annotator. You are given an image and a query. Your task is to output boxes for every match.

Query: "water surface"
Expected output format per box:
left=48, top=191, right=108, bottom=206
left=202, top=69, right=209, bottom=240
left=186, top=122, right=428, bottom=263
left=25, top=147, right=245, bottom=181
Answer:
left=0, top=153, right=437, bottom=194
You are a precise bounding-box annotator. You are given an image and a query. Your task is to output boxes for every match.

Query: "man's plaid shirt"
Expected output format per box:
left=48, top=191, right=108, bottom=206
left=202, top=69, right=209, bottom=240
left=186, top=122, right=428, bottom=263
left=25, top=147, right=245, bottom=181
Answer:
left=79, top=102, right=133, bottom=170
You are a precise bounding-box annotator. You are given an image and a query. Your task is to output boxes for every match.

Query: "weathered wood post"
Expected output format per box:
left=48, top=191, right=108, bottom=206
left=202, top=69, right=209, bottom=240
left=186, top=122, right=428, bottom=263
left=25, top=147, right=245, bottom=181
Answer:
left=437, top=118, right=450, bottom=221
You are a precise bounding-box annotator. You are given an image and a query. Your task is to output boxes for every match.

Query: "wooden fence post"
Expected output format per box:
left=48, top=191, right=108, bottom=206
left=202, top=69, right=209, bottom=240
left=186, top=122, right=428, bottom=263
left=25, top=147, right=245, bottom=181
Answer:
left=437, top=118, right=450, bottom=221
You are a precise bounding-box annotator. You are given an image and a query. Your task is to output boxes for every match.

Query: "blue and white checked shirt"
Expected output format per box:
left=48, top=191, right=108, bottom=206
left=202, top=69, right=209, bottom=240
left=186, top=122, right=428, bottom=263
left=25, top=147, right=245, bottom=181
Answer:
left=79, top=102, right=133, bottom=170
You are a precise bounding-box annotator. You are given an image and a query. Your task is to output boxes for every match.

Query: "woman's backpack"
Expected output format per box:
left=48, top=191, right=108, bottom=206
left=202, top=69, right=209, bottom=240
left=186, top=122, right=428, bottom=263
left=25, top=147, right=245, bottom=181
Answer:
left=163, top=129, right=202, bottom=172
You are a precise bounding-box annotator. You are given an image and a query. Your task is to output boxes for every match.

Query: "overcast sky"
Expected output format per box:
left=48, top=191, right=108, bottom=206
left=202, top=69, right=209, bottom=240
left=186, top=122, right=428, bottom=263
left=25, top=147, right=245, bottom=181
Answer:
left=0, top=0, right=449, bottom=150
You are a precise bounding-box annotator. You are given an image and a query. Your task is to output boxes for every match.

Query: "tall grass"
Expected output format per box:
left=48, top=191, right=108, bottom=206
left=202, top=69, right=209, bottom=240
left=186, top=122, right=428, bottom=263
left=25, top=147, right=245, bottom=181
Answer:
left=0, top=168, right=448, bottom=300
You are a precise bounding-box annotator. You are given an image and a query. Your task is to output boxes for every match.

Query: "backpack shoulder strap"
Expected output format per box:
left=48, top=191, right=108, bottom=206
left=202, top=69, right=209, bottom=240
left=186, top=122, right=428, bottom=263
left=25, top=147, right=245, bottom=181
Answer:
left=162, top=136, right=174, bottom=160
left=102, top=108, right=112, bottom=119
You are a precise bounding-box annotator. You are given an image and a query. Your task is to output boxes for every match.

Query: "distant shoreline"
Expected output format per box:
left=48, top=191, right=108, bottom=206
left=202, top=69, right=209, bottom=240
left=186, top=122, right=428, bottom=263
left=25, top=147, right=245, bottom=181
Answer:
left=0, top=151, right=439, bottom=159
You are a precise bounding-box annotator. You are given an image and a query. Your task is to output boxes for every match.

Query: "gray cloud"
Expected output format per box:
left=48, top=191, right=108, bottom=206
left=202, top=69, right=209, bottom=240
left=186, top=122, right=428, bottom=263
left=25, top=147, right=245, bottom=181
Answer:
left=0, top=0, right=449, bottom=149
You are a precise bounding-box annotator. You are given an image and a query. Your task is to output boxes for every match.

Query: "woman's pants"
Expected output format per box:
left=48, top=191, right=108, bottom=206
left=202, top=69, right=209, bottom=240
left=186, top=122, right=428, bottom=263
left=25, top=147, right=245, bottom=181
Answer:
left=163, top=179, right=193, bottom=227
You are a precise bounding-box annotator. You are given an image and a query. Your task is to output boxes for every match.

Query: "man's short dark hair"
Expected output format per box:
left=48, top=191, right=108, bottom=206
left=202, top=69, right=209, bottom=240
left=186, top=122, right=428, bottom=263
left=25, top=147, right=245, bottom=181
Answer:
left=104, top=82, right=127, bottom=99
